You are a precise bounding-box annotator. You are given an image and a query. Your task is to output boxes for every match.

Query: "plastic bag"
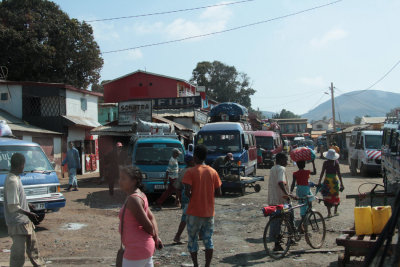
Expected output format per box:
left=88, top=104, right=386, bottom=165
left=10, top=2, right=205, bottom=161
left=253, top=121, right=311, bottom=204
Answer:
left=0, top=121, right=12, bottom=137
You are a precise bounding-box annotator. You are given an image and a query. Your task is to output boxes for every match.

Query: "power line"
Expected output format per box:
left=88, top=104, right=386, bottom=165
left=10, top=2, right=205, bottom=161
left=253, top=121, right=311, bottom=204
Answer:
left=308, top=92, right=328, bottom=111
left=260, top=90, right=321, bottom=110
left=86, top=0, right=256, bottom=22
left=102, top=0, right=343, bottom=54
left=345, top=57, right=400, bottom=96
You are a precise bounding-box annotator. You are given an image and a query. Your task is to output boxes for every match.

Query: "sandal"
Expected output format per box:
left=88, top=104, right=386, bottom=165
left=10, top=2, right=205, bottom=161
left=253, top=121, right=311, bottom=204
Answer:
left=173, top=237, right=182, bottom=244
left=334, top=212, right=340, bottom=216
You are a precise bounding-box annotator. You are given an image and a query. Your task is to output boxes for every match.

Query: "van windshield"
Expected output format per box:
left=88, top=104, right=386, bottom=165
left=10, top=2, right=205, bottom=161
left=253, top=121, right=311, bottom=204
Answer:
left=255, top=136, right=273, bottom=149
left=197, top=132, right=241, bottom=153
left=365, top=135, right=382, bottom=149
left=0, top=146, right=53, bottom=173
left=135, top=143, right=184, bottom=165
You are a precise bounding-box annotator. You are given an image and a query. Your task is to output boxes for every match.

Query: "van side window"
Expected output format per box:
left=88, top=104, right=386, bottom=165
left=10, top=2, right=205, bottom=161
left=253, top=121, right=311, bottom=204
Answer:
left=360, top=136, right=364, bottom=149
left=391, top=131, right=398, bottom=153
left=244, top=133, right=250, bottom=145
left=350, top=135, right=356, bottom=147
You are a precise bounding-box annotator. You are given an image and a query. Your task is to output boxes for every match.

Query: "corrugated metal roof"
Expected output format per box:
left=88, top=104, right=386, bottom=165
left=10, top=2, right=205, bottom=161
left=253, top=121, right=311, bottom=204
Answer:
left=0, top=109, right=61, bottom=135
left=103, top=70, right=196, bottom=87
left=361, top=117, right=386, bottom=124
left=62, top=115, right=101, bottom=128
left=90, top=125, right=133, bottom=136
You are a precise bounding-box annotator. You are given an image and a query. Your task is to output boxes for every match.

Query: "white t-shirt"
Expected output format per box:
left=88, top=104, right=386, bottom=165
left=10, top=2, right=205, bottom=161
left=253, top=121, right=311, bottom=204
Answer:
left=267, top=165, right=289, bottom=205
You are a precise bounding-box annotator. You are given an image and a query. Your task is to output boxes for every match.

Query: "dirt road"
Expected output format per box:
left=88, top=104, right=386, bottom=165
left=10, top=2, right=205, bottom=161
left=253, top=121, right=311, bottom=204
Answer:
left=0, top=158, right=384, bottom=266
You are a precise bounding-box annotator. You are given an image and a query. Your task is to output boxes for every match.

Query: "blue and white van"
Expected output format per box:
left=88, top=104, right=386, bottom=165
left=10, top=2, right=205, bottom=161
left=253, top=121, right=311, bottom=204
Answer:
left=132, top=136, right=186, bottom=194
left=195, top=122, right=258, bottom=176
left=0, top=138, right=66, bottom=223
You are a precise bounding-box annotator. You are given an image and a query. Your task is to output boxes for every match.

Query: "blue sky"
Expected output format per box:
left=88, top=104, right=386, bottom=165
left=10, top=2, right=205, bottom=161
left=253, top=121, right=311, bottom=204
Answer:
left=52, top=0, right=400, bottom=115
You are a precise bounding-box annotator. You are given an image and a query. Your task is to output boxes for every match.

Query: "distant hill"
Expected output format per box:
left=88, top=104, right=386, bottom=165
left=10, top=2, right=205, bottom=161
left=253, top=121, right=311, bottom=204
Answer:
left=261, top=111, right=277, bottom=119
left=302, top=90, right=400, bottom=122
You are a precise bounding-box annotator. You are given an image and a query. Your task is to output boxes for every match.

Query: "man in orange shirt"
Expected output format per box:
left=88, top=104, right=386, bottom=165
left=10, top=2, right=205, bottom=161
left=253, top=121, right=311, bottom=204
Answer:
left=183, top=145, right=222, bottom=267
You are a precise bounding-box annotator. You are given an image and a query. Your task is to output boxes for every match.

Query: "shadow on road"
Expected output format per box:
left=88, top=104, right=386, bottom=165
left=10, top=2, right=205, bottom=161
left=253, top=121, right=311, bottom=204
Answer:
left=221, top=250, right=268, bottom=266
left=245, top=237, right=263, bottom=244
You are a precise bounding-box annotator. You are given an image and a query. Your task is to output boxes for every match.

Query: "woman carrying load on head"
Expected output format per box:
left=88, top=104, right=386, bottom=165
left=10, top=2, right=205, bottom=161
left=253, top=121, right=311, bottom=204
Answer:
left=317, top=149, right=345, bottom=218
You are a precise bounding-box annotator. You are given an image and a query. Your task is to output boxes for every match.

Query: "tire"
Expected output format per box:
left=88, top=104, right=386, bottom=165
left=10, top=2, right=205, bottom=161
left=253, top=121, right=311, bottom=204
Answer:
left=304, top=211, right=326, bottom=249
left=240, top=185, right=245, bottom=196
left=360, top=163, right=368, bottom=177
left=263, top=216, right=292, bottom=259
left=254, top=184, right=261, bottom=192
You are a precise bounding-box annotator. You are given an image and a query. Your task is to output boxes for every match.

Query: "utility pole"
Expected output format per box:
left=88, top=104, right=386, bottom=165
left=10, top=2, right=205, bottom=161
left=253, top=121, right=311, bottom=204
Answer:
left=330, top=82, right=336, bottom=132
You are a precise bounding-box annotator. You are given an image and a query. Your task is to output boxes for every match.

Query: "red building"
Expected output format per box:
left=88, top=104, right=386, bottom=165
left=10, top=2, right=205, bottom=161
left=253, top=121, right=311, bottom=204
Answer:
left=103, top=70, right=198, bottom=103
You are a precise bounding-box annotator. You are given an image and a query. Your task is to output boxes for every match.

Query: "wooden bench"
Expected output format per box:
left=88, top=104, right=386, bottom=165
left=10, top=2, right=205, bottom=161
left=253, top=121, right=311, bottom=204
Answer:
left=336, top=230, right=379, bottom=266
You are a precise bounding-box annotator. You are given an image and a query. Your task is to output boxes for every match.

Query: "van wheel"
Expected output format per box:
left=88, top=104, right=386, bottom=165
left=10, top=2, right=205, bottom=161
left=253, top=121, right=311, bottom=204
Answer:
left=360, top=164, right=368, bottom=177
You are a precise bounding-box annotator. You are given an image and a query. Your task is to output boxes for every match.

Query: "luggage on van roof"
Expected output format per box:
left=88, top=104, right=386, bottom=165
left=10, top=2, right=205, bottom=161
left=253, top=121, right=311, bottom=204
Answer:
left=209, top=102, right=248, bottom=123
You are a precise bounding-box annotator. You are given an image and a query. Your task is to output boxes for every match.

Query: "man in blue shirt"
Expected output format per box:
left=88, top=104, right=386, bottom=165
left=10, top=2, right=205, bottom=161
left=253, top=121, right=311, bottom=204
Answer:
left=62, top=142, right=81, bottom=191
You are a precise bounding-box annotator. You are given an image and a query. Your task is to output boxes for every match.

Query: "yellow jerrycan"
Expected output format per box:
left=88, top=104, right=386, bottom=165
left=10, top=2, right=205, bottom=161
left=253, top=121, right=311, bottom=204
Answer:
left=354, top=206, right=373, bottom=235
left=372, top=206, right=392, bottom=234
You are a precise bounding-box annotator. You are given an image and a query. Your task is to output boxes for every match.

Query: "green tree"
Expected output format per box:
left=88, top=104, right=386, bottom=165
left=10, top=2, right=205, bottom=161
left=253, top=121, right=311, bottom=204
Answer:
left=190, top=61, right=256, bottom=109
left=354, top=116, right=362, bottom=124
left=272, top=109, right=300, bottom=119
left=0, top=0, right=103, bottom=89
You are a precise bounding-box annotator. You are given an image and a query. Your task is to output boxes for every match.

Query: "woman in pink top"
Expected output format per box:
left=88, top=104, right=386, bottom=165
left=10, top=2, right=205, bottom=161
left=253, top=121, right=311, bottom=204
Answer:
left=119, top=166, right=163, bottom=267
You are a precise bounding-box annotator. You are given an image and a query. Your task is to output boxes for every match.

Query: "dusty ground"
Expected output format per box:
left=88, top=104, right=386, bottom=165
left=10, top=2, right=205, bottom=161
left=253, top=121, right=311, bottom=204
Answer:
left=0, top=158, right=384, bottom=267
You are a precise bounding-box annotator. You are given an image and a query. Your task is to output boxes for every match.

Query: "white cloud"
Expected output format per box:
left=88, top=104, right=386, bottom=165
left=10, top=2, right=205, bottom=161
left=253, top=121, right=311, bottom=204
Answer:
left=131, top=1, right=233, bottom=40
left=131, top=22, right=164, bottom=34
left=310, top=28, right=348, bottom=47
left=90, top=21, right=120, bottom=41
left=126, top=49, right=143, bottom=60
left=298, top=76, right=325, bottom=87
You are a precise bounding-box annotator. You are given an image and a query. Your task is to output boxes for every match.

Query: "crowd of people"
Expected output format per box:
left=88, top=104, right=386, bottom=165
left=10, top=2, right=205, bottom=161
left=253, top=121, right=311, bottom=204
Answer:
left=2, top=140, right=345, bottom=267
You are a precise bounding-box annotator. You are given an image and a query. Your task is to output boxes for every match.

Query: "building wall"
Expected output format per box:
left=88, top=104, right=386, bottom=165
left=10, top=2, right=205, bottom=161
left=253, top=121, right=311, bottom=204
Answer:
left=312, top=121, right=331, bottom=131
left=103, top=72, right=194, bottom=103
left=0, top=85, right=22, bottom=118
left=66, top=90, right=98, bottom=120
left=98, top=106, right=118, bottom=125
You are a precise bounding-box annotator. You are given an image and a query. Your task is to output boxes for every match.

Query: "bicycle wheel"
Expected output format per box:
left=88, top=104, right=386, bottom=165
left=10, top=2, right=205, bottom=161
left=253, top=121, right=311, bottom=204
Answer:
left=304, top=211, right=326, bottom=249
left=263, top=216, right=292, bottom=259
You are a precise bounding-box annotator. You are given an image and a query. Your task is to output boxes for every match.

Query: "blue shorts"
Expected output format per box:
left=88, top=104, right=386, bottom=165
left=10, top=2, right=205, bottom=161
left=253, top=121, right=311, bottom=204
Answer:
left=186, top=215, right=214, bottom=252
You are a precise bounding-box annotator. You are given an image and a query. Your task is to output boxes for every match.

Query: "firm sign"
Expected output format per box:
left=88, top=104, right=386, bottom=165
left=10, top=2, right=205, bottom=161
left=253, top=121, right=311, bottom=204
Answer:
left=118, top=100, right=152, bottom=125
left=152, top=96, right=202, bottom=109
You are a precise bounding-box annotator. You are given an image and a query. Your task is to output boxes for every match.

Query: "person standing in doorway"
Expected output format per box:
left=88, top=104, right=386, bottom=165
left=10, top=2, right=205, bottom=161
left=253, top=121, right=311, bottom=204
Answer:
left=62, top=141, right=80, bottom=191
left=4, top=153, right=46, bottom=267
left=183, top=145, right=222, bottom=267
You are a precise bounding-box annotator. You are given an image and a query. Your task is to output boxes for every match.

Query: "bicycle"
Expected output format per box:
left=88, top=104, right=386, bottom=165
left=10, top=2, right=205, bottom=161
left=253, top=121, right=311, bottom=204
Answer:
left=262, top=190, right=326, bottom=259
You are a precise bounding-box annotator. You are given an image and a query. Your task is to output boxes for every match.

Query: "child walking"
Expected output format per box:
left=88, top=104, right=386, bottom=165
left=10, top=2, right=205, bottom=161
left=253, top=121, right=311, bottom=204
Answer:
left=290, top=160, right=317, bottom=218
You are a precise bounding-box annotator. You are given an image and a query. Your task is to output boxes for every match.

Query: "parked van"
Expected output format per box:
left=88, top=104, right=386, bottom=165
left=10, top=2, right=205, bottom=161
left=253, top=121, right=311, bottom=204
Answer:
left=196, top=122, right=257, bottom=176
left=253, top=131, right=283, bottom=169
left=132, top=136, right=186, bottom=194
left=0, top=138, right=66, bottom=223
left=381, top=120, right=400, bottom=192
left=348, top=130, right=383, bottom=175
